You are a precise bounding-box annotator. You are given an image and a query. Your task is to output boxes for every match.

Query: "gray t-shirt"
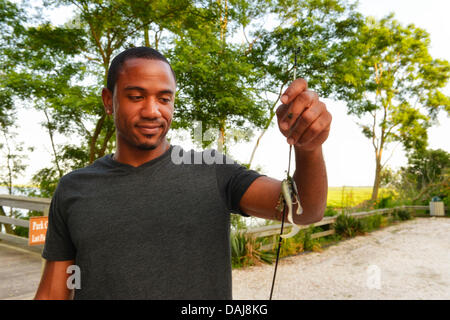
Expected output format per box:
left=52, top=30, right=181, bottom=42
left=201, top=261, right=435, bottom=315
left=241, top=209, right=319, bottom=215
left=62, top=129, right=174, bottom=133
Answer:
left=42, top=145, right=263, bottom=299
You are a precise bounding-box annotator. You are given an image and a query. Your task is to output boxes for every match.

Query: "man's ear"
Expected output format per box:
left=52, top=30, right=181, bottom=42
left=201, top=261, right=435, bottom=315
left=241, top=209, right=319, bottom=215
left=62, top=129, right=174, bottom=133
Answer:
left=102, top=88, right=113, bottom=115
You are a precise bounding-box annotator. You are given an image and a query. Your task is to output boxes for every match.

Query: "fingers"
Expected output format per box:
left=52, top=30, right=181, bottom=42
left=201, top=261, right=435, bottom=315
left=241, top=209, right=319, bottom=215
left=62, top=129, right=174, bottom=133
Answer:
left=289, top=103, right=331, bottom=147
left=276, top=94, right=332, bottom=147
left=279, top=90, right=318, bottom=131
left=280, top=78, right=308, bottom=104
left=275, top=103, right=289, bottom=121
left=276, top=79, right=332, bottom=150
left=300, top=125, right=331, bottom=151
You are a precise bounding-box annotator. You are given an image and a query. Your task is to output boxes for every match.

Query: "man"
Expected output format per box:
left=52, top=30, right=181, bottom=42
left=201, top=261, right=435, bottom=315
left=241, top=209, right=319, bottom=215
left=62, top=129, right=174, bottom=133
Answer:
left=34, top=46, right=331, bottom=300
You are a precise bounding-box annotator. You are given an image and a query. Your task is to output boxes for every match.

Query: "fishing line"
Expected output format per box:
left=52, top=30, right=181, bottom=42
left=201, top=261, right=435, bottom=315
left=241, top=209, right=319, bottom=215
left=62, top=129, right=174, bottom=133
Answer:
left=269, top=47, right=300, bottom=300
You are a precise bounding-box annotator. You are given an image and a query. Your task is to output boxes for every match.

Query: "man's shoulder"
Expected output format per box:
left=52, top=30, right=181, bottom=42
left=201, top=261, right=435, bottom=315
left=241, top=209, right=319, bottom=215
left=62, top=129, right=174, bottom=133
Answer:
left=58, top=155, right=110, bottom=185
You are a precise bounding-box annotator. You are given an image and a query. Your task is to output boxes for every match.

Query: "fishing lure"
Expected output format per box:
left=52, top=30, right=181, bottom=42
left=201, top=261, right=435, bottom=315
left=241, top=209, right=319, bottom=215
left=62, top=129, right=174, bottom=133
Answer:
left=276, top=176, right=303, bottom=238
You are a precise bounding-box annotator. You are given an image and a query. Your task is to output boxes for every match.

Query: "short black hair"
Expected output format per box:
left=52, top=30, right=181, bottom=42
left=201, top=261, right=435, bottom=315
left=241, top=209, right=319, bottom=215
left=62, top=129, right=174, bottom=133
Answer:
left=106, top=46, right=176, bottom=93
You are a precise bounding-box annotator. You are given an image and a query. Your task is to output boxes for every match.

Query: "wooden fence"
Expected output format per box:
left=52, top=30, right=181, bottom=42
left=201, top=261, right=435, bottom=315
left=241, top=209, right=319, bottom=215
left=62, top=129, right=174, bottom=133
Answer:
left=240, top=205, right=431, bottom=251
left=0, top=193, right=436, bottom=253
left=0, top=194, right=50, bottom=253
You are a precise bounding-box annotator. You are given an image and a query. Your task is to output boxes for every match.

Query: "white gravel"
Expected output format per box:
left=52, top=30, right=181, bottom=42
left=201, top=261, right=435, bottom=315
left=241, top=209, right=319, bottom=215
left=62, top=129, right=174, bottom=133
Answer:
left=232, top=217, right=450, bottom=300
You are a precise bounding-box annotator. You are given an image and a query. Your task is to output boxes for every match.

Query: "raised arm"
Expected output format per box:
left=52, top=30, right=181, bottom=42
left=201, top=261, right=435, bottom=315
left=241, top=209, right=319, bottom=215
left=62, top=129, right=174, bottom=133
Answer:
left=239, top=78, right=331, bottom=225
left=34, top=259, right=75, bottom=300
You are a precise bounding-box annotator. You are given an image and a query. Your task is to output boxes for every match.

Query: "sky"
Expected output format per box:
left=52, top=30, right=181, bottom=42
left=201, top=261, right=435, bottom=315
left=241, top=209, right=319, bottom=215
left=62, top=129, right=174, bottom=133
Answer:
left=2, top=0, right=450, bottom=187
left=233, top=0, right=450, bottom=185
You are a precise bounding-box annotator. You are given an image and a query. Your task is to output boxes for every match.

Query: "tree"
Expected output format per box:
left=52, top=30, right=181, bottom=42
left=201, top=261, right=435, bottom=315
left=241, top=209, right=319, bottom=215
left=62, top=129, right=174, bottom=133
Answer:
left=170, top=28, right=265, bottom=152
left=334, top=15, right=450, bottom=202
left=0, top=0, right=25, bottom=129
left=0, top=126, right=34, bottom=233
left=397, top=148, right=450, bottom=205
left=169, top=0, right=268, bottom=154
left=2, top=0, right=268, bottom=193
left=0, top=1, right=34, bottom=232
left=2, top=18, right=94, bottom=194
left=243, top=0, right=364, bottom=166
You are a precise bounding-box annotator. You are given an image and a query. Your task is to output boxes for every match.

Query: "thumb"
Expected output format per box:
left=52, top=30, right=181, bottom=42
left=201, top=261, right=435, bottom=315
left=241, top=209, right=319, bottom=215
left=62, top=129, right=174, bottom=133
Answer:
left=276, top=104, right=290, bottom=135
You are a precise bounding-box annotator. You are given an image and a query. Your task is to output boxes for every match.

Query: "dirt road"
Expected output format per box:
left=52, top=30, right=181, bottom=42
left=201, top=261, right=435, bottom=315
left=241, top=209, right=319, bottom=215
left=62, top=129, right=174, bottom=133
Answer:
left=232, top=217, right=450, bottom=300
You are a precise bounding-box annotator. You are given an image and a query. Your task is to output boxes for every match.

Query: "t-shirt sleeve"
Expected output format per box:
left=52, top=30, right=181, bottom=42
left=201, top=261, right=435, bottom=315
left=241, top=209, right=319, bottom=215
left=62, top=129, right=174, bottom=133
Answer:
left=214, top=151, right=265, bottom=217
left=42, top=179, right=76, bottom=261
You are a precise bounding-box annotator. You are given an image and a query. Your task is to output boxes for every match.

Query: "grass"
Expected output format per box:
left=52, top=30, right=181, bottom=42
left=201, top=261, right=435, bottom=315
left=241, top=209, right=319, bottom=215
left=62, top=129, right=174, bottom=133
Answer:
left=327, top=186, right=394, bottom=208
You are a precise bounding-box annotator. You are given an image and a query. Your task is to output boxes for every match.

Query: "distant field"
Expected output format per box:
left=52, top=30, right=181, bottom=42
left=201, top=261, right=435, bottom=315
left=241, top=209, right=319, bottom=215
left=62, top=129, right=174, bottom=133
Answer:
left=327, top=186, right=393, bottom=208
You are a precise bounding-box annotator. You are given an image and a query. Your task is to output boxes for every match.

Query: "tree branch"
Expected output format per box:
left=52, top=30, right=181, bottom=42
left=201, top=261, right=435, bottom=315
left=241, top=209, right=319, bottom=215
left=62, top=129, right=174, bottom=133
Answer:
left=89, top=114, right=106, bottom=163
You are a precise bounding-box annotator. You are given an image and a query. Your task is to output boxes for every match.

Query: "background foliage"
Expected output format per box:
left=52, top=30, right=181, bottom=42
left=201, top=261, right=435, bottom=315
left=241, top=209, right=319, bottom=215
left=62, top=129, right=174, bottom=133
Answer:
left=0, top=0, right=449, bottom=235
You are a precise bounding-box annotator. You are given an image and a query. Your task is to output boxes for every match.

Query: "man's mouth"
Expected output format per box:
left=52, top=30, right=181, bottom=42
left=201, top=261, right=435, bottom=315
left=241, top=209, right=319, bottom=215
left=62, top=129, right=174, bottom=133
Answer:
left=136, top=123, right=163, bottom=135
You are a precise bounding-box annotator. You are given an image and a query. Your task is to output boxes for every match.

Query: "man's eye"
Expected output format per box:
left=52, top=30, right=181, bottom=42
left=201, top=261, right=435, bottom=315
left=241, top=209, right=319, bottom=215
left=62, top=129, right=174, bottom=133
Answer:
left=160, top=98, right=171, bottom=103
left=129, top=96, right=143, bottom=101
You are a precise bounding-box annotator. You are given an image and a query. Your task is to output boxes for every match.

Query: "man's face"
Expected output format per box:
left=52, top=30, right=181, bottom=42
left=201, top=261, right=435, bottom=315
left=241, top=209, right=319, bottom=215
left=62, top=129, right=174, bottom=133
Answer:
left=106, top=58, right=176, bottom=151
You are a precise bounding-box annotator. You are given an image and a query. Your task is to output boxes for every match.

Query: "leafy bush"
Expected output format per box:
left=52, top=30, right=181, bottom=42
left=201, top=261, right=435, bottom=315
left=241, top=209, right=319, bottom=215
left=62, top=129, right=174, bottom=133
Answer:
left=390, top=148, right=449, bottom=206
left=279, top=226, right=322, bottom=256
left=334, top=213, right=365, bottom=238
left=231, top=232, right=274, bottom=268
left=324, top=206, right=339, bottom=217
left=280, top=234, right=304, bottom=257
left=375, top=195, right=394, bottom=209
left=361, top=214, right=382, bottom=232
left=230, top=214, right=247, bottom=231
left=231, top=232, right=247, bottom=267
left=302, top=228, right=314, bottom=251
left=393, top=209, right=412, bottom=221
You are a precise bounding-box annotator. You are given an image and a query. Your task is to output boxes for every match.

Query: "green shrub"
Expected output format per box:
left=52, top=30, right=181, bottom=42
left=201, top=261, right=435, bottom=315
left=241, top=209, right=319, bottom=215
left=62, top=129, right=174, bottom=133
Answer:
left=231, top=232, right=247, bottom=267
left=395, top=209, right=412, bottom=221
left=280, top=234, right=304, bottom=257
left=231, top=232, right=274, bottom=268
left=302, top=228, right=314, bottom=251
left=334, top=213, right=365, bottom=238
left=376, top=195, right=394, bottom=209
left=279, top=226, right=322, bottom=255
left=324, top=206, right=339, bottom=217
left=361, top=214, right=382, bottom=232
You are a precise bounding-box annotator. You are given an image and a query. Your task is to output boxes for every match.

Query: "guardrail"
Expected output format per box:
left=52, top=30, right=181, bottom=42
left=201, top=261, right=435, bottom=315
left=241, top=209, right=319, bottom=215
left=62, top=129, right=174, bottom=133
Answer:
left=0, top=194, right=50, bottom=253
left=240, top=205, right=431, bottom=251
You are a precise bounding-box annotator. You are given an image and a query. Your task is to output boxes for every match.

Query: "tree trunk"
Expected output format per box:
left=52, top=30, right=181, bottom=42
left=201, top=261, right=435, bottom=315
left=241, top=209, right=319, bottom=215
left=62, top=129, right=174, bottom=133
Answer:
left=98, top=125, right=115, bottom=158
left=43, top=108, right=63, bottom=178
left=371, top=152, right=383, bottom=202
left=218, top=120, right=225, bottom=153
left=89, top=114, right=106, bottom=164
left=144, top=26, right=150, bottom=47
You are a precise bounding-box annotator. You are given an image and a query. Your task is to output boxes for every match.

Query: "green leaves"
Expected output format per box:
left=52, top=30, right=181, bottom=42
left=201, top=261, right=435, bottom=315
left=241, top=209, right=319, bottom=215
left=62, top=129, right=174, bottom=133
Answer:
left=1, top=0, right=448, bottom=201
left=169, top=3, right=268, bottom=149
left=332, top=14, right=450, bottom=200
left=25, top=23, right=87, bottom=55
left=334, top=213, right=364, bottom=238
left=393, top=148, right=450, bottom=206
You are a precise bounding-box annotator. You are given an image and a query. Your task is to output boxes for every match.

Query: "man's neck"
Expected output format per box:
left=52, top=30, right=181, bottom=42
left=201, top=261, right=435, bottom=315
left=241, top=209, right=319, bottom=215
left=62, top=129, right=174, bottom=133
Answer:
left=113, top=140, right=170, bottom=167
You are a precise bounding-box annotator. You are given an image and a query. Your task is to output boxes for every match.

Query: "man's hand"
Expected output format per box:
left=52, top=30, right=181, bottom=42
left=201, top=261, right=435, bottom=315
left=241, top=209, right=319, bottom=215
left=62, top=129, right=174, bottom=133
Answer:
left=276, top=78, right=332, bottom=151
left=239, top=77, right=330, bottom=225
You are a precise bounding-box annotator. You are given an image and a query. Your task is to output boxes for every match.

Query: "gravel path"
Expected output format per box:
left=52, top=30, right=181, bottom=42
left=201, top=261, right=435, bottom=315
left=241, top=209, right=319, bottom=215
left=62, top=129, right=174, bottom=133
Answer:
left=232, top=217, right=450, bottom=300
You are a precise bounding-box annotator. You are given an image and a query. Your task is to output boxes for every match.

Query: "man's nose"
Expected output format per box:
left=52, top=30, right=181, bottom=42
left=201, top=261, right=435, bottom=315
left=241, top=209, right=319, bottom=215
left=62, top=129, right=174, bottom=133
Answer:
left=141, top=98, right=161, bottom=118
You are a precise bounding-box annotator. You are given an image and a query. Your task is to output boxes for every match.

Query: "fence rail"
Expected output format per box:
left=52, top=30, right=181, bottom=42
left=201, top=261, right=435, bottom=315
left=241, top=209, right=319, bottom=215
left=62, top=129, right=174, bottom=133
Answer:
left=0, top=194, right=50, bottom=252
left=0, top=193, right=438, bottom=253
left=240, top=205, right=431, bottom=251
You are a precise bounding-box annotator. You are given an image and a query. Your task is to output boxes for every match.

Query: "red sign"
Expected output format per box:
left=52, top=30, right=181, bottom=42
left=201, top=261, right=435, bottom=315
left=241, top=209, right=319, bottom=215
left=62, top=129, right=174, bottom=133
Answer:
left=28, top=216, right=48, bottom=246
